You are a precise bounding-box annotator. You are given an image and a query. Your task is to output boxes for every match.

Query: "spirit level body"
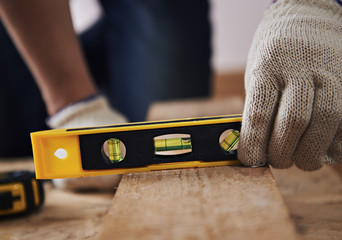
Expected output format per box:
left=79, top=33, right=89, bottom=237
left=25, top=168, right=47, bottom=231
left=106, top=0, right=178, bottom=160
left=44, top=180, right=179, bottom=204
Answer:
left=31, top=115, right=242, bottom=179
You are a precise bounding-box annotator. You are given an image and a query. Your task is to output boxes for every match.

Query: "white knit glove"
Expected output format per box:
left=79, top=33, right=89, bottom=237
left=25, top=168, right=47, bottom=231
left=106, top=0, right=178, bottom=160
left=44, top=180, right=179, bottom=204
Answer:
left=238, top=0, right=342, bottom=171
left=47, top=94, right=127, bottom=191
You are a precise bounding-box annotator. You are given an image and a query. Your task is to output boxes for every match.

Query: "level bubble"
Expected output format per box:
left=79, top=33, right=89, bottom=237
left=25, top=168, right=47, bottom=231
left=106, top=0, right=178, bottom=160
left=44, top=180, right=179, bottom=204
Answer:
left=154, top=134, right=192, bottom=156
left=102, top=138, right=126, bottom=163
left=219, top=129, right=240, bottom=153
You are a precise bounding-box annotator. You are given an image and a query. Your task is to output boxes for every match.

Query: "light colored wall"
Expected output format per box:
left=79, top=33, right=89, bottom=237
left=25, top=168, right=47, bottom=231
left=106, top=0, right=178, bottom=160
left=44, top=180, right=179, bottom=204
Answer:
left=210, top=0, right=271, bottom=72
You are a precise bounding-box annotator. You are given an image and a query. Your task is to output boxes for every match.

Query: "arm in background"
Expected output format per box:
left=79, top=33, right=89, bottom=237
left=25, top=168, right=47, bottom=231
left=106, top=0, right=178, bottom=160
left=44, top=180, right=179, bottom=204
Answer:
left=0, top=0, right=96, bottom=115
left=0, top=0, right=127, bottom=191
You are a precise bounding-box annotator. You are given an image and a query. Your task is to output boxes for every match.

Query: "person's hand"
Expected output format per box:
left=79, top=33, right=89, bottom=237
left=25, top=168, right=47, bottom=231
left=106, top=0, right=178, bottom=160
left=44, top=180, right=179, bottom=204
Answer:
left=48, top=94, right=127, bottom=191
left=238, top=0, right=342, bottom=171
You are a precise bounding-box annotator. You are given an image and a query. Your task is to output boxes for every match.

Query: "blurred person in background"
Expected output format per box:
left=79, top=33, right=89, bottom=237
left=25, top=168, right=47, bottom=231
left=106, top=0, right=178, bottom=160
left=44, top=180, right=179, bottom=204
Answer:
left=0, top=0, right=211, bottom=191
left=0, top=0, right=211, bottom=156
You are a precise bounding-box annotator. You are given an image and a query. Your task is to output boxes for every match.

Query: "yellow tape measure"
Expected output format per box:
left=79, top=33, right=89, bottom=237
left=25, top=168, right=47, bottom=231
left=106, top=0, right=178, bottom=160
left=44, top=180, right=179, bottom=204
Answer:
left=0, top=171, right=44, bottom=218
left=31, top=115, right=242, bottom=179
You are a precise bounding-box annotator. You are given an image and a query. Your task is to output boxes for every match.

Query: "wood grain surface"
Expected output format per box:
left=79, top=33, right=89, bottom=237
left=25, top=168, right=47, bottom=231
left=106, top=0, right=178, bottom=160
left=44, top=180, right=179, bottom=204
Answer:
left=272, top=165, right=342, bottom=240
left=96, top=166, right=300, bottom=240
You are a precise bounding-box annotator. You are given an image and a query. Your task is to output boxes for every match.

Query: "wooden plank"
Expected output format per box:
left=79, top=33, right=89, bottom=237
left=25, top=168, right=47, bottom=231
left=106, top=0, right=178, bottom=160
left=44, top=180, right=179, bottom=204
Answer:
left=96, top=166, right=300, bottom=240
left=146, top=97, right=244, bottom=121
left=212, top=71, right=245, bottom=99
left=272, top=165, right=342, bottom=240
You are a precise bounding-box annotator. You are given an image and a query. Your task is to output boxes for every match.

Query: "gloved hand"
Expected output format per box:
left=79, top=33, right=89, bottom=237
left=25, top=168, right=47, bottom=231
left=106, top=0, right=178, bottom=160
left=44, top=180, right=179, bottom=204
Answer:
left=47, top=94, right=128, bottom=191
left=238, top=0, right=342, bottom=171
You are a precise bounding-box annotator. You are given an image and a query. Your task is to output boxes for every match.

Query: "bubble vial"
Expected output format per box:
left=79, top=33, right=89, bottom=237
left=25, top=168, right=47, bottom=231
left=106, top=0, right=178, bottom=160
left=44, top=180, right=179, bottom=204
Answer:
left=220, top=130, right=240, bottom=152
left=107, top=138, right=123, bottom=163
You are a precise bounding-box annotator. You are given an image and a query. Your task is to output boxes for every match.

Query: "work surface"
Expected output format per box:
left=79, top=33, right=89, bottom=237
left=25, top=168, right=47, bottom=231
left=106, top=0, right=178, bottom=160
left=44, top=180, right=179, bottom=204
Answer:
left=0, top=159, right=341, bottom=240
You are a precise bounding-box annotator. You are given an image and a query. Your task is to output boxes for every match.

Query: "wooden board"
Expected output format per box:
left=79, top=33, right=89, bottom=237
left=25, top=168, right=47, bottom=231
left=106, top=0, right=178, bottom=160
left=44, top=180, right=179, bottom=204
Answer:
left=96, top=166, right=300, bottom=240
left=146, top=97, right=244, bottom=121
left=272, top=165, right=342, bottom=240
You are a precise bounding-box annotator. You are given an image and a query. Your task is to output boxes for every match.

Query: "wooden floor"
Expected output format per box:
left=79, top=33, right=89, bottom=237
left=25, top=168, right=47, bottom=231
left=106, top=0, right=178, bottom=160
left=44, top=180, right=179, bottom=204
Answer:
left=1, top=72, right=342, bottom=239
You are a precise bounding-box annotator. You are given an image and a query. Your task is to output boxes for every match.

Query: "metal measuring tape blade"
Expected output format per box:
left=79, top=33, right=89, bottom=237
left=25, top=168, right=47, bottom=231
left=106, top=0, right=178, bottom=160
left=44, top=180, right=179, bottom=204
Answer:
left=31, top=115, right=242, bottom=179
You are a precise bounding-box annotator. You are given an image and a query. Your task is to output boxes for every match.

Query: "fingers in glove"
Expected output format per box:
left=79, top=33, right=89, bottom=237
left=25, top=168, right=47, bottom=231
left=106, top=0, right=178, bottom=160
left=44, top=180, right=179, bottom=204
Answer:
left=268, top=77, right=314, bottom=169
left=326, top=121, right=342, bottom=165
left=238, top=74, right=279, bottom=167
left=292, top=76, right=342, bottom=171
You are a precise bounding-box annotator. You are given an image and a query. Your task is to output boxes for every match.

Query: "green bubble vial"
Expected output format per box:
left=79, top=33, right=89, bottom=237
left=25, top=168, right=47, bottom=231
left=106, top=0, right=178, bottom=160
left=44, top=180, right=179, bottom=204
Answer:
left=107, top=138, right=123, bottom=163
left=154, top=137, right=192, bottom=152
left=220, top=130, right=240, bottom=152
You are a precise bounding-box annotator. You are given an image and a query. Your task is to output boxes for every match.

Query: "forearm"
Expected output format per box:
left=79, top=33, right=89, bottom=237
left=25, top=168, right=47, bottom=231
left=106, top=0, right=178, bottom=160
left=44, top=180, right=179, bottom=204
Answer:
left=0, top=0, right=97, bottom=115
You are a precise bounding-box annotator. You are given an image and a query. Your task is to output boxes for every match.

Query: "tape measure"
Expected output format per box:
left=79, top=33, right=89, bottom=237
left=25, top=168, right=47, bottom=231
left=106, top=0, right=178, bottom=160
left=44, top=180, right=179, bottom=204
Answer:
left=0, top=171, right=44, bottom=218
left=31, top=115, right=242, bottom=179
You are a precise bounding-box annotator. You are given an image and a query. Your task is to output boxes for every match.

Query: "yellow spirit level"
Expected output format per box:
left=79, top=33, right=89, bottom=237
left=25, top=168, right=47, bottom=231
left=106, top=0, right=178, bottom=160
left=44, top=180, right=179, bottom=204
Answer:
left=31, top=115, right=242, bottom=179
